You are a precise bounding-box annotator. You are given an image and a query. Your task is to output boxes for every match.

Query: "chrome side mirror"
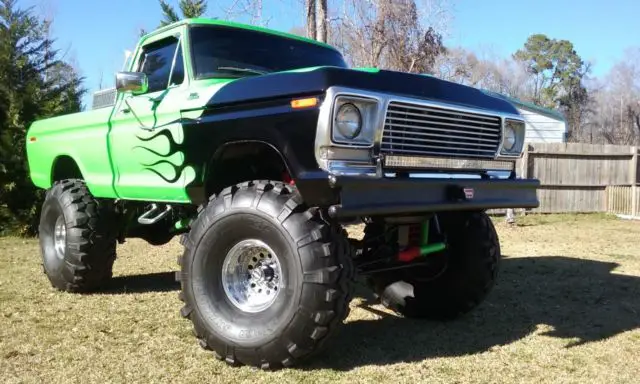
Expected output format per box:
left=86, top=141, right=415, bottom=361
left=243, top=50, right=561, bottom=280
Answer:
left=116, top=71, right=148, bottom=95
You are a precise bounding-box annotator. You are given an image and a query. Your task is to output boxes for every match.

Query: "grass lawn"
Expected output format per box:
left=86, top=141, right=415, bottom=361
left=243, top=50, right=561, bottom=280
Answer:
left=1, top=213, right=639, bottom=383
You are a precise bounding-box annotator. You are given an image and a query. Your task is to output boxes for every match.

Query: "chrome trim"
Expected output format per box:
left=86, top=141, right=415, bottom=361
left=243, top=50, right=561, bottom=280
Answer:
left=327, top=161, right=379, bottom=177
left=497, top=118, right=526, bottom=158
left=221, top=239, right=283, bottom=313
left=390, top=171, right=513, bottom=180
left=384, top=155, right=515, bottom=171
left=314, top=86, right=526, bottom=175
left=381, top=100, right=502, bottom=159
left=325, top=161, right=513, bottom=180
left=314, top=87, right=388, bottom=170
left=167, top=35, right=183, bottom=88
left=115, top=71, right=148, bottom=94
left=53, top=215, right=66, bottom=259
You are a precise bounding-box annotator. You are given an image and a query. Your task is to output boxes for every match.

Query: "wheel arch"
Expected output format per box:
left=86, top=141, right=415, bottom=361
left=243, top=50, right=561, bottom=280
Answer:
left=204, top=140, right=294, bottom=198
left=51, top=155, right=85, bottom=183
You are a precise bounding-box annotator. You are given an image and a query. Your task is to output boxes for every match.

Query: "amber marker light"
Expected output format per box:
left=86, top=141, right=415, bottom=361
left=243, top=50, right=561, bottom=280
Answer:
left=291, top=97, right=318, bottom=109
left=29, top=137, right=36, bottom=142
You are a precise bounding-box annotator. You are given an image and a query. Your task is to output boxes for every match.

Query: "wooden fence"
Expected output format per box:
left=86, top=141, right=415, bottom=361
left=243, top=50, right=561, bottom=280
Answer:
left=606, top=185, right=639, bottom=217
left=501, top=142, right=640, bottom=215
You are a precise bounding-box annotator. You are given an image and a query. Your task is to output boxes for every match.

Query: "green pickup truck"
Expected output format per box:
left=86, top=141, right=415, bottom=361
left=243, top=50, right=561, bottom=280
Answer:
left=25, top=18, right=540, bottom=369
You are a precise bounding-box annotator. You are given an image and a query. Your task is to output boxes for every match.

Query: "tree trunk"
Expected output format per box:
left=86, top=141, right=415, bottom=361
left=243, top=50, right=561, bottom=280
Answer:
left=306, top=0, right=317, bottom=40
left=317, top=0, right=327, bottom=43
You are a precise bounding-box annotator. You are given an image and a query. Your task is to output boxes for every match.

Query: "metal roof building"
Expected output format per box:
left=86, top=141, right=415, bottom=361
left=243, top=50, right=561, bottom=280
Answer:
left=484, top=91, right=568, bottom=143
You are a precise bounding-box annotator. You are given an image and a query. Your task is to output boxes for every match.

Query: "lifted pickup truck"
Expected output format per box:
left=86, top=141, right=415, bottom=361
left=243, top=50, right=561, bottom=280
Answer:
left=26, top=18, right=539, bottom=369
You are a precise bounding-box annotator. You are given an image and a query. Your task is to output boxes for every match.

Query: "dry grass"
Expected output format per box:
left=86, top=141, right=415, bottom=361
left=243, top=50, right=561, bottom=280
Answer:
left=1, top=213, right=639, bottom=383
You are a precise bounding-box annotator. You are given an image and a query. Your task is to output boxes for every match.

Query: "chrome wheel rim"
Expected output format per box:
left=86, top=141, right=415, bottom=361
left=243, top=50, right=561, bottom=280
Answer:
left=53, top=215, right=67, bottom=259
left=221, top=239, right=284, bottom=313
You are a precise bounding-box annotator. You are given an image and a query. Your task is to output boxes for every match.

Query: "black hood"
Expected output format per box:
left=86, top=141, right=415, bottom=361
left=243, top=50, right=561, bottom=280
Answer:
left=206, top=66, right=519, bottom=115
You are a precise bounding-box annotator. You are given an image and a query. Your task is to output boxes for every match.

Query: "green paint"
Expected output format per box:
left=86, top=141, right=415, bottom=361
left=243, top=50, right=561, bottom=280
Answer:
left=26, top=21, right=211, bottom=203
left=26, top=107, right=118, bottom=197
left=419, top=219, right=446, bottom=256
left=419, top=243, right=447, bottom=255
left=353, top=67, right=380, bottom=73
left=174, top=218, right=190, bottom=231
left=108, top=85, right=196, bottom=202
left=421, top=220, right=430, bottom=245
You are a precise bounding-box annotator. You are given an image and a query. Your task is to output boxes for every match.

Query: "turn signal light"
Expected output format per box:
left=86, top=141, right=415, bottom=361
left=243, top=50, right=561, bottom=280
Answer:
left=291, top=97, right=318, bottom=109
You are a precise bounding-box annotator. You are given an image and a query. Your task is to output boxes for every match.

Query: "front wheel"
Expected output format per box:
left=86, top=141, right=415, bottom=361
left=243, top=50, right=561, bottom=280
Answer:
left=177, top=181, right=353, bottom=369
left=369, top=211, right=501, bottom=320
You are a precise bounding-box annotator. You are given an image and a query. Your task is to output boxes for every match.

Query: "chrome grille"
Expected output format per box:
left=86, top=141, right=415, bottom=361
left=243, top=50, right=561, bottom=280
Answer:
left=381, top=101, right=502, bottom=158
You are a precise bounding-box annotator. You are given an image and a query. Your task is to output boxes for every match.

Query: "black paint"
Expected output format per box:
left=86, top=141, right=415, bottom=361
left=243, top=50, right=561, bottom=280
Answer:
left=206, top=66, right=519, bottom=115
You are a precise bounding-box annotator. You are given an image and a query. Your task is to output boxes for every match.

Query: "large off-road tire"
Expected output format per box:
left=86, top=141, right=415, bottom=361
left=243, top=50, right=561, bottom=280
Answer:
left=369, top=211, right=500, bottom=320
left=38, top=179, right=118, bottom=292
left=177, top=180, right=353, bottom=369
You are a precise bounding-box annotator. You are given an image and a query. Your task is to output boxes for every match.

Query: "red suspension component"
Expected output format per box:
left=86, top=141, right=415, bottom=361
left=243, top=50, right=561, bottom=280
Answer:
left=398, top=247, right=421, bottom=262
left=397, top=224, right=423, bottom=262
left=282, top=171, right=295, bottom=185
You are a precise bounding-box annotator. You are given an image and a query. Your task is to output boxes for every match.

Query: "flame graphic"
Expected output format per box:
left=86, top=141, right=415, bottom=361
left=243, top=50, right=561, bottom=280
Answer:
left=134, top=127, right=188, bottom=184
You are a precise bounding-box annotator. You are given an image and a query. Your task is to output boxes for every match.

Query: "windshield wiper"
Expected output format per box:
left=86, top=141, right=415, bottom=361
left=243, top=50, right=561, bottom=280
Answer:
left=216, top=66, right=270, bottom=76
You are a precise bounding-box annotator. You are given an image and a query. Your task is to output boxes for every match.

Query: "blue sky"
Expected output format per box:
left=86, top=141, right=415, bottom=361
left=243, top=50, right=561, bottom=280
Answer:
left=21, top=0, right=640, bottom=108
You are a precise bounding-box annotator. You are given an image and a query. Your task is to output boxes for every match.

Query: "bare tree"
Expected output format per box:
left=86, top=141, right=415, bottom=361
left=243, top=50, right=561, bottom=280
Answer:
left=330, top=0, right=448, bottom=73
left=584, top=48, right=640, bottom=145
left=223, top=0, right=274, bottom=26
left=433, top=46, right=537, bottom=102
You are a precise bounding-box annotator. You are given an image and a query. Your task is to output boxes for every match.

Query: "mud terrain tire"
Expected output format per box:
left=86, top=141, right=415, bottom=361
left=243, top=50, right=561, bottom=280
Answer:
left=177, top=180, right=353, bottom=369
left=38, top=179, right=117, bottom=292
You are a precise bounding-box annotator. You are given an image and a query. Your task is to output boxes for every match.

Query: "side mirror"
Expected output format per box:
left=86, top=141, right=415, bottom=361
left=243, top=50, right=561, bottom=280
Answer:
left=116, top=71, right=148, bottom=94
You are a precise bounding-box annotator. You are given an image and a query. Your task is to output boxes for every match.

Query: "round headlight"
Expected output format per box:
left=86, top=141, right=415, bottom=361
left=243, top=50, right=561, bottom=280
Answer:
left=503, top=125, right=516, bottom=151
left=335, top=103, right=362, bottom=139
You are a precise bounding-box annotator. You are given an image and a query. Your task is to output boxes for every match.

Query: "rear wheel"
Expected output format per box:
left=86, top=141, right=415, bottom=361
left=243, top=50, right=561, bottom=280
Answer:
left=38, top=179, right=117, bottom=292
left=368, top=211, right=500, bottom=320
left=177, top=180, right=353, bottom=369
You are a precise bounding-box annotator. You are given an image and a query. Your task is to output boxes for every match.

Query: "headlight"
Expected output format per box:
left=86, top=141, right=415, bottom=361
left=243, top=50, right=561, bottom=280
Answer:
left=330, top=95, right=378, bottom=146
left=335, top=103, right=362, bottom=139
left=503, top=125, right=516, bottom=151
left=500, top=119, right=525, bottom=156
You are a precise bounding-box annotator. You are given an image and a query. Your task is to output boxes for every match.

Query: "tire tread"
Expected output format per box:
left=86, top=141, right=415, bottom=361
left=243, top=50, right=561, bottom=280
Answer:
left=39, top=179, right=117, bottom=292
left=178, top=180, right=353, bottom=369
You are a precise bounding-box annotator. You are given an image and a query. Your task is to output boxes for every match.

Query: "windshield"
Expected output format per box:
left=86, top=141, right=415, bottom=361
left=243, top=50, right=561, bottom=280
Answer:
left=189, top=25, right=348, bottom=79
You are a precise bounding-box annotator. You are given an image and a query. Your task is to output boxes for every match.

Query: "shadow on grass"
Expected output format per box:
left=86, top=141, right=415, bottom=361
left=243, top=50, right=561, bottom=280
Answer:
left=103, top=271, right=179, bottom=294
left=94, top=256, right=639, bottom=369
left=305, top=255, right=640, bottom=370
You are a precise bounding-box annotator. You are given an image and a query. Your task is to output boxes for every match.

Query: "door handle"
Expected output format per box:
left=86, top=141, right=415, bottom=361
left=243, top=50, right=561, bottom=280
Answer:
left=121, top=107, right=131, bottom=114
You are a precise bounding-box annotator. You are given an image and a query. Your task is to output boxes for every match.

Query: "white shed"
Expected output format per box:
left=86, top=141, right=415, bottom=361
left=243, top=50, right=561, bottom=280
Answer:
left=484, top=91, right=568, bottom=143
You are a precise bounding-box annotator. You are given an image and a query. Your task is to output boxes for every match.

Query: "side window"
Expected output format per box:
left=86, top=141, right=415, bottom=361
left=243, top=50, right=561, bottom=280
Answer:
left=137, top=37, right=179, bottom=93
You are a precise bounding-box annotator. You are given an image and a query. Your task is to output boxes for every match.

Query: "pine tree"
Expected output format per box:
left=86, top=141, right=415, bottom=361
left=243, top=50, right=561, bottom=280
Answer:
left=0, top=0, right=85, bottom=234
left=159, top=0, right=208, bottom=27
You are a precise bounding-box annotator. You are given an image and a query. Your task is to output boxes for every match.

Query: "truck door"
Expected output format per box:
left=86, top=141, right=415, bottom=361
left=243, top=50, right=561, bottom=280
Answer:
left=108, top=34, right=195, bottom=202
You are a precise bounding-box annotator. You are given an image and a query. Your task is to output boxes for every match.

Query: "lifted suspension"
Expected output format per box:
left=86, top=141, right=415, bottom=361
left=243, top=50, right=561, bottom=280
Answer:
left=356, top=217, right=447, bottom=275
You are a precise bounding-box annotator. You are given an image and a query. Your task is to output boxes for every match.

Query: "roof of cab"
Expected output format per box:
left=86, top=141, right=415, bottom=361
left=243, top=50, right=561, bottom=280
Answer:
left=140, top=18, right=339, bottom=52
